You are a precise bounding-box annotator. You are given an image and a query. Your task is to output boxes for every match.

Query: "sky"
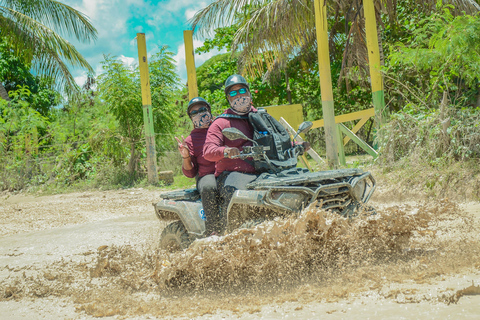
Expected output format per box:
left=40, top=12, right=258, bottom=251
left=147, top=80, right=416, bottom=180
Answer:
left=62, top=0, right=223, bottom=87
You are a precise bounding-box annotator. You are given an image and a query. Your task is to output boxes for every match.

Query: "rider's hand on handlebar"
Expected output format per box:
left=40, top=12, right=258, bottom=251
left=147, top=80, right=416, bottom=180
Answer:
left=302, top=141, right=311, bottom=151
left=223, top=147, right=240, bottom=158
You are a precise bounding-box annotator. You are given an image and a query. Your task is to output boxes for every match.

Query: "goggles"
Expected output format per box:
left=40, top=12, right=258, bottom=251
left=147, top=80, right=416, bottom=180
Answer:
left=189, top=106, right=209, bottom=117
left=228, top=88, right=248, bottom=97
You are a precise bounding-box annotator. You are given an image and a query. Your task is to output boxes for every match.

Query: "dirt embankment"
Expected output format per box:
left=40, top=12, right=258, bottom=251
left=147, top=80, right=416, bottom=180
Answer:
left=1, top=187, right=480, bottom=319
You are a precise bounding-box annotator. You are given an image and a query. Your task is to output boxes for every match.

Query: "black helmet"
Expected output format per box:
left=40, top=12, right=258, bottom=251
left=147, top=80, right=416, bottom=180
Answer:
left=187, top=97, right=211, bottom=114
left=224, top=74, right=249, bottom=95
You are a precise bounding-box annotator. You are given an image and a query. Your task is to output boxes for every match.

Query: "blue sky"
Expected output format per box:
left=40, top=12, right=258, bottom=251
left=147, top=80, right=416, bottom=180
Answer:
left=63, top=0, right=223, bottom=86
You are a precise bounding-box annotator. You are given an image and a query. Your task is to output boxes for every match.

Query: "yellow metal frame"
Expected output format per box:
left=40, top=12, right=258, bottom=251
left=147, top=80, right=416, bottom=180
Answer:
left=263, top=104, right=303, bottom=135
left=311, top=108, right=375, bottom=146
left=364, top=0, right=386, bottom=126
left=184, top=30, right=198, bottom=100
left=137, top=33, right=159, bottom=184
left=314, top=0, right=339, bottom=167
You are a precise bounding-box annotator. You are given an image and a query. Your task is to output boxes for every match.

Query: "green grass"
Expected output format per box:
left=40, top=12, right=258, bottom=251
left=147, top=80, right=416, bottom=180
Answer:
left=163, top=174, right=196, bottom=190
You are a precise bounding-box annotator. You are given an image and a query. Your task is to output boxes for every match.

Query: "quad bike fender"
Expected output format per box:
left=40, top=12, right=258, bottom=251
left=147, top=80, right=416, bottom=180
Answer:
left=154, top=200, right=206, bottom=236
left=226, top=190, right=268, bottom=213
left=226, top=189, right=270, bottom=230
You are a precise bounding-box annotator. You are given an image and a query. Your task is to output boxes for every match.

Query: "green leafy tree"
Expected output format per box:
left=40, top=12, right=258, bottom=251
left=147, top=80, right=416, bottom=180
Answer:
left=0, top=0, right=97, bottom=99
left=0, top=40, right=60, bottom=116
left=191, top=0, right=479, bottom=76
left=0, top=85, right=49, bottom=153
left=97, top=47, right=179, bottom=176
left=387, top=6, right=480, bottom=108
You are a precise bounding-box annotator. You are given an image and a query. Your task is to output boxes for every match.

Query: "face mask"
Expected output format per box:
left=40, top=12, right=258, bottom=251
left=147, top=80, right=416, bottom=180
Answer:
left=230, top=96, right=252, bottom=115
left=192, top=111, right=212, bottom=129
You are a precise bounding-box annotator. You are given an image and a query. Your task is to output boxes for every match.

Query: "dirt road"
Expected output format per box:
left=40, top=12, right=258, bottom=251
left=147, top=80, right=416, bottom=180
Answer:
left=1, top=188, right=479, bottom=319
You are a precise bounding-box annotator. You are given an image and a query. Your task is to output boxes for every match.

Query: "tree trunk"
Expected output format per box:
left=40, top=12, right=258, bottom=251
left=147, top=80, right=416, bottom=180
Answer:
left=0, top=83, right=11, bottom=101
left=128, top=142, right=136, bottom=175
left=285, top=71, right=292, bottom=104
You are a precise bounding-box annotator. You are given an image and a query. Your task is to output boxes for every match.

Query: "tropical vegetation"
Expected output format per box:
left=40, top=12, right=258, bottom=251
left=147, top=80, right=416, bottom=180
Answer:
left=0, top=0, right=97, bottom=98
left=0, top=0, right=479, bottom=194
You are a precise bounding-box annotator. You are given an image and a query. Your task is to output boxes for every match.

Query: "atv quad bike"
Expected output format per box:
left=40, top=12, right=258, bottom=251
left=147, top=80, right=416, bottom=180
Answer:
left=154, top=122, right=376, bottom=251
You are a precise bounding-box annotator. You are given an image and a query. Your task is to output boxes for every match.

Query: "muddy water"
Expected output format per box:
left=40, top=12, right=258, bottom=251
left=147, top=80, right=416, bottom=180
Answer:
left=1, top=190, right=480, bottom=319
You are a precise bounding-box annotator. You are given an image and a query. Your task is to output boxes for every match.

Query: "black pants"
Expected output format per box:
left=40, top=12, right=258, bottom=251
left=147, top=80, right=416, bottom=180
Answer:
left=196, top=174, right=221, bottom=235
left=216, top=171, right=259, bottom=234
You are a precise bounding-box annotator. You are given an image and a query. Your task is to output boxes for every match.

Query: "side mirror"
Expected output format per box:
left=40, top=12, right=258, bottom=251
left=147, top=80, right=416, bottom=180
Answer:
left=293, top=121, right=313, bottom=141
left=222, top=128, right=251, bottom=142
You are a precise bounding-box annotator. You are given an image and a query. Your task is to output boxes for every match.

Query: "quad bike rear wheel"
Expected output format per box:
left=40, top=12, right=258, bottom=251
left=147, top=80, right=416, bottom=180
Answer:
left=159, top=220, right=193, bottom=251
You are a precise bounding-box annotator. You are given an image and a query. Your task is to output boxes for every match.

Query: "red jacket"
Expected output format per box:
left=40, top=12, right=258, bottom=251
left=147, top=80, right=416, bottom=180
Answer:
left=203, top=108, right=257, bottom=177
left=182, top=128, right=216, bottom=178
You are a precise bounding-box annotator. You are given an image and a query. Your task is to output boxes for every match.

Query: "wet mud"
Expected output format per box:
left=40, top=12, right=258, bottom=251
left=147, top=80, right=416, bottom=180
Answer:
left=1, top=189, right=479, bottom=319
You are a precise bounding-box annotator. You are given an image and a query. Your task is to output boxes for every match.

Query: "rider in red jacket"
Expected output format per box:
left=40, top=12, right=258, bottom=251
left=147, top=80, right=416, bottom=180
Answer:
left=175, top=97, right=220, bottom=236
left=203, top=75, right=260, bottom=234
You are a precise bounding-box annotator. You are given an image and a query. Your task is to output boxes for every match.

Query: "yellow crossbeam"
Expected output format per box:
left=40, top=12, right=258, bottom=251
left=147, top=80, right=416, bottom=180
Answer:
left=311, top=108, right=375, bottom=129
left=344, top=115, right=370, bottom=146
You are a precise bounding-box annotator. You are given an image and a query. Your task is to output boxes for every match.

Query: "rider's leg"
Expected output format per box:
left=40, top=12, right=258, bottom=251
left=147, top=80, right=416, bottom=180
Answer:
left=196, top=174, right=221, bottom=236
left=217, top=171, right=258, bottom=234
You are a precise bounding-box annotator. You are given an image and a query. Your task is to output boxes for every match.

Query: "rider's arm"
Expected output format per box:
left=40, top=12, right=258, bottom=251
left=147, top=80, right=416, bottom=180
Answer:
left=203, top=121, right=227, bottom=162
left=182, top=137, right=198, bottom=178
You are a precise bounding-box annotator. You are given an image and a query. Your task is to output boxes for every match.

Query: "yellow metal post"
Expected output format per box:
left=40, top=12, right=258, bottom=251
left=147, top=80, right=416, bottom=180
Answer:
left=184, top=30, right=198, bottom=100
left=137, top=33, right=159, bottom=184
left=364, top=0, right=386, bottom=127
left=314, top=0, right=339, bottom=168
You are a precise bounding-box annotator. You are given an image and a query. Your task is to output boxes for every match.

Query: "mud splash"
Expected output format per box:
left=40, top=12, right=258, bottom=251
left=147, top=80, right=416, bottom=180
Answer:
left=156, top=202, right=432, bottom=291
left=2, top=199, right=479, bottom=318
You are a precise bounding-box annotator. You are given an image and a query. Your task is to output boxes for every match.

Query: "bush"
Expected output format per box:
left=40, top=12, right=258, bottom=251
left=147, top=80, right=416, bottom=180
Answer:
left=377, top=100, right=480, bottom=166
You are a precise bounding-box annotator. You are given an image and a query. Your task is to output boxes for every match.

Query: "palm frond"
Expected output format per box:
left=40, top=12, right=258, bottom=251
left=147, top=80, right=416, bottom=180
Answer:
left=0, top=7, right=93, bottom=92
left=2, top=0, right=97, bottom=42
left=191, top=0, right=479, bottom=81
left=190, top=0, right=265, bottom=36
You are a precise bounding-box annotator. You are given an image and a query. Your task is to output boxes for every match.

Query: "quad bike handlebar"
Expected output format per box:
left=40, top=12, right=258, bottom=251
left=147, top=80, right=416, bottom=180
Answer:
left=228, top=144, right=305, bottom=174
left=229, top=144, right=305, bottom=160
left=228, top=145, right=269, bottom=160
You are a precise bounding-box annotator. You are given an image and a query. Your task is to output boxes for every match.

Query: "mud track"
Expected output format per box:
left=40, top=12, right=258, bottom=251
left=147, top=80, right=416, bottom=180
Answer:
left=1, top=188, right=479, bottom=319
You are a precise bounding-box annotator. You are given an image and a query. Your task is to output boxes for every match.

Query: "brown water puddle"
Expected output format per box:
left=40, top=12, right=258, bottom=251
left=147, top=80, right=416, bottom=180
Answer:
left=1, top=190, right=479, bottom=319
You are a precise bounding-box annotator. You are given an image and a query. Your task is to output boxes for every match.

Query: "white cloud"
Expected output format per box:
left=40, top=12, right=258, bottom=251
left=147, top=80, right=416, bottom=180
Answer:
left=74, top=63, right=103, bottom=87
left=118, top=55, right=137, bottom=67
left=61, top=0, right=222, bottom=89
left=74, top=74, right=88, bottom=87
left=185, top=9, right=197, bottom=20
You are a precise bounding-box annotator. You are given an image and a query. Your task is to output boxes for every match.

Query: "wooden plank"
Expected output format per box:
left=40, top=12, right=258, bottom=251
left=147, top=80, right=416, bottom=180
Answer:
left=279, top=117, right=326, bottom=165
left=337, top=125, right=346, bottom=166
left=343, top=116, right=370, bottom=146
left=311, top=108, right=375, bottom=129
left=338, top=123, right=378, bottom=159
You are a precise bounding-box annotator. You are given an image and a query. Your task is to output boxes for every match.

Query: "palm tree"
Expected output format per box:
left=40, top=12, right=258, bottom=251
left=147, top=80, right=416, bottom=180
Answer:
left=190, top=0, right=480, bottom=81
left=0, top=0, right=97, bottom=100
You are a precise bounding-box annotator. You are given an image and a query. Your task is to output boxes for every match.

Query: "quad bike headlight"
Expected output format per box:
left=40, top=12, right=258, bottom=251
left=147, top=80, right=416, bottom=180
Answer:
left=352, top=179, right=366, bottom=201
left=270, top=191, right=306, bottom=211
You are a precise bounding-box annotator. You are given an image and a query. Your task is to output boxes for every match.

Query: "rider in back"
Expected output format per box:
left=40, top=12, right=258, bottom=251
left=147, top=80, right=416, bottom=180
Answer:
left=175, top=97, right=221, bottom=236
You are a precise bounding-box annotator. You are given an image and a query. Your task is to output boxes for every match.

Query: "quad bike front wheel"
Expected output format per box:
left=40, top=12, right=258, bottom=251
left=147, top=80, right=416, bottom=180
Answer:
left=240, top=219, right=266, bottom=229
left=159, top=220, right=193, bottom=251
